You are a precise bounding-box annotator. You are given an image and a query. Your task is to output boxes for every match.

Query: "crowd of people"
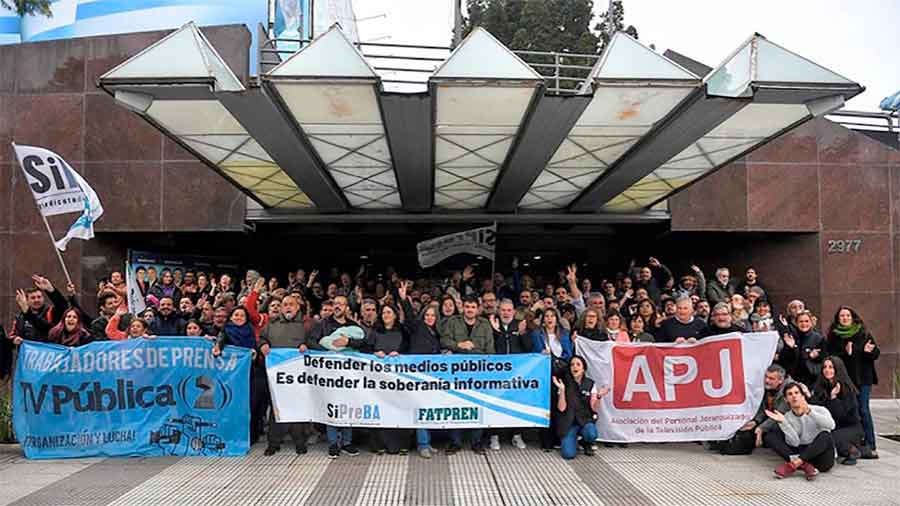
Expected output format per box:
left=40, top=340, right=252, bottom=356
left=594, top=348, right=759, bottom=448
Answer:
left=0, top=257, right=883, bottom=479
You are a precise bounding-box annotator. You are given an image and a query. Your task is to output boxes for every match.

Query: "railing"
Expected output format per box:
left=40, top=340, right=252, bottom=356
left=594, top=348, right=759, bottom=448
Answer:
left=257, top=34, right=598, bottom=94
left=826, top=109, right=899, bottom=136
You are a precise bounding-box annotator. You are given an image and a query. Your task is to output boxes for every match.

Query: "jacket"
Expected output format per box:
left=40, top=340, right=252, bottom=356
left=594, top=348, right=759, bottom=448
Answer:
left=149, top=312, right=186, bottom=336
left=365, top=326, right=406, bottom=354
left=554, top=374, right=597, bottom=438
left=401, top=299, right=441, bottom=354
left=439, top=315, right=495, bottom=354
left=530, top=327, right=573, bottom=361
left=306, top=315, right=364, bottom=351
left=492, top=318, right=531, bottom=354
left=260, top=313, right=307, bottom=348
left=795, top=329, right=825, bottom=385
left=147, top=283, right=182, bottom=305
left=812, top=383, right=861, bottom=430
left=700, top=323, right=745, bottom=338
left=705, top=281, right=734, bottom=306
left=826, top=328, right=880, bottom=387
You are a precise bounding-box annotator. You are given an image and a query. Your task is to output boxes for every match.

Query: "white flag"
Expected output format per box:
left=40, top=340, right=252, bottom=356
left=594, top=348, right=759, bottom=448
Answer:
left=416, top=225, right=496, bottom=268
left=13, top=144, right=104, bottom=251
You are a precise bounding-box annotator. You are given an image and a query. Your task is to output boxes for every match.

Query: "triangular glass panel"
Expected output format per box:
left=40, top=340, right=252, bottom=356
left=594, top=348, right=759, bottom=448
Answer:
left=101, top=22, right=242, bottom=91
left=593, top=32, right=698, bottom=82
left=269, top=24, right=377, bottom=79
left=431, top=27, right=542, bottom=81
left=756, top=37, right=854, bottom=85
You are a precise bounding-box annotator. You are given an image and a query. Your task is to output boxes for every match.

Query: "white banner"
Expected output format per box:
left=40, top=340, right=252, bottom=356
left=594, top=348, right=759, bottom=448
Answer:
left=416, top=225, right=496, bottom=269
left=266, top=350, right=550, bottom=428
left=578, top=332, right=778, bottom=442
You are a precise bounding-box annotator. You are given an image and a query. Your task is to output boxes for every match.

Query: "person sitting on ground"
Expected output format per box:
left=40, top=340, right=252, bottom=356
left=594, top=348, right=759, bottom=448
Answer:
left=655, top=296, right=707, bottom=343
left=552, top=355, right=608, bottom=459
left=811, top=356, right=864, bottom=465
left=764, top=382, right=836, bottom=481
left=747, top=364, right=792, bottom=449
left=701, top=302, right=745, bottom=337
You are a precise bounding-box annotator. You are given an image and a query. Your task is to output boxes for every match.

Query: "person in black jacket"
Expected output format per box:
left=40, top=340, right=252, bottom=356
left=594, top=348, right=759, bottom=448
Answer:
left=488, top=299, right=531, bottom=451
left=655, top=297, right=707, bottom=343
left=12, top=275, right=68, bottom=344
left=366, top=303, right=412, bottom=455
left=825, top=306, right=880, bottom=458
left=793, top=311, right=825, bottom=387
left=811, top=356, right=864, bottom=465
left=552, top=355, right=608, bottom=459
left=149, top=297, right=186, bottom=336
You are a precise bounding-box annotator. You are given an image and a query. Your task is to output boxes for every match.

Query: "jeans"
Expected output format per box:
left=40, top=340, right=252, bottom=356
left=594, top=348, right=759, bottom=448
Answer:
left=326, top=425, right=352, bottom=446
left=416, top=429, right=431, bottom=450
left=560, top=423, right=597, bottom=460
left=858, top=384, right=876, bottom=449
left=450, top=429, right=483, bottom=447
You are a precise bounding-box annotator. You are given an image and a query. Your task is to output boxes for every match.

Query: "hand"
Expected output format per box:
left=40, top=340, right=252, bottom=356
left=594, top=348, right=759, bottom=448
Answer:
left=648, top=257, right=660, bottom=268
left=765, top=409, right=785, bottom=423
left=739, top=421, right=756, bottom=431
left=309, top=270, right=319, bottom=282
left=597, top=385, right=610, bottom=398
left=458, top=340, right=474, bottom=351
left=288, top=271, right=296, bottom=283
left=566, top=264, right=577, bottom=284
left=517, top=320, right=527, bottom=335
left=864, top=340, right=876, bottom=353
left=675, top=337, right=687, bottom=344
left=212, top=345, right=222, bottom=357
left=845, top=340, right=853, bottom=356
left=687, top=337, right=697, bottom=344
left=15, top=289, right=28, bottom=312
left=551, top=376, right=565, bottom=391
left=388, top=351, right=399, bottom=357
left=789, top=457, right=803, bottom=468
left=462, top=265, right=474, bottom=281
left=298, top=344, right=308, bottom=353
left=489, top=314, right=499, bottom=331
left=755, top=427, right=763, bottom=447
left=624, top=288, right=634, bottom=298
left=799, top=383, right=811, bottom=399
left=374, top=351, right=386, bottom=358
left=831, top=382, right=841, bottom=400
left=31, top=274, right=53, bottom=292
left=66, top=283, right=76, bottom=297
left=145, top=334, right=157, bottom=340
left=260, top=343, right=271, bottom=357
left=809, top=349, right=820, bottom=359
left=690, top=264, right=701, bottom=274
left=782, top=333, right=796, bottom=348
left=253, top=277, right=266, bottom=293
left=541, top=348, right=550, bottom=355
left=13, top=336, right=24, bottom=346
left=333, top=335, right=349, bottom=348
left=398, top=281, right=407, bottom=301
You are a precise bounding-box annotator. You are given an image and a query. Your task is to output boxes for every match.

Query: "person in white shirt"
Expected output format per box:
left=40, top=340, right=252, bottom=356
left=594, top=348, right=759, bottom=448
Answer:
left=764, top=382, right=836, bottom=481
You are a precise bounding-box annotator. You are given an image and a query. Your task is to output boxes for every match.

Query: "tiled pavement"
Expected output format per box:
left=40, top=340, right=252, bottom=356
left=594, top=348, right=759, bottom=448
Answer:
left=1, top=400, right=898, bottom=506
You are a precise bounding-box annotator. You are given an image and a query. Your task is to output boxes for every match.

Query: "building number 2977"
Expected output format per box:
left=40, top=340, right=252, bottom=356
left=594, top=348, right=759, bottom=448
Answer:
left=826, top=239, right=862, bottom=254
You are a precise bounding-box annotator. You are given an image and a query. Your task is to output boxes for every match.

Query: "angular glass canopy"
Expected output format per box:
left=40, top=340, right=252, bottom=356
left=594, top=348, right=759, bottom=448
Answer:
left=98, top=25, right=863, bottom=220
left=264, top=25, right=401, bottom=209
left=520, top=33, right=699, bottom=209
left=431, top=27, right=544, bottom=209
left=603, top=34, right=862, bottom=212
left=99, top=23, right=312, bottom=209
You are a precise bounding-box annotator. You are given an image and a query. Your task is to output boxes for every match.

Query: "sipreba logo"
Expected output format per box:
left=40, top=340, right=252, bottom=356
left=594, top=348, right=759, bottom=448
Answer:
left=612, top=339, right=745, bottom=409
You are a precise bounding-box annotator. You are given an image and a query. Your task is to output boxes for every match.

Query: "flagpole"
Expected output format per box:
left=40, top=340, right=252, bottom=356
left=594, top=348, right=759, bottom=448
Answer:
left=40, top=209, right=73, bottom=287
left=491, top=220, right=497, bottom=286
left=11, top=142, right=73, bottom=287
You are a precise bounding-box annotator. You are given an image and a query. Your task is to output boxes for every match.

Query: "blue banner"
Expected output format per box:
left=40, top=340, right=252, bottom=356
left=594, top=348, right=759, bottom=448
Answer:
left=13, top=338, right=251, bottom=459
left=266, top=350, right=551, bottom=428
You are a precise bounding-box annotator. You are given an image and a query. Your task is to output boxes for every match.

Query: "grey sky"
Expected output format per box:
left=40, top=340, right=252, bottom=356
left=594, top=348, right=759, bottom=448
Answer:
left=353, top=0, right=900, bottom=110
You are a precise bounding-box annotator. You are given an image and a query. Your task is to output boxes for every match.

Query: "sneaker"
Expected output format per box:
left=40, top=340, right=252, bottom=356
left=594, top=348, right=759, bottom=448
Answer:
left=263, top=446, right=279, bottom=456
left=418, top=447, right=433, bottom=459
left=341, top=444, right=360, bottom=456
left=603, top=443, right=616, bottom=448
left=307, top=432, right=320, bottom=446
left=445, top=443, right=462, bottom=455
left=774, top=462, right=795, bottom=479
left=295, top=445, right=308, bottom=455
left=582, top=444, right=595, bottom=457
left=489, top=435, right=501, bottom=451
left=512, top=434, right=527, bottom=449
left=328, top=444, right=340, bottom=459
left=841, top=456, right=857, bottom=466
left=398, top=448, right=409, bottom=456
left=860, top=446, right=879, bottom=459
left=472, top=442, right=487, bottom=455
left=799, top=462, right=818, bottom=481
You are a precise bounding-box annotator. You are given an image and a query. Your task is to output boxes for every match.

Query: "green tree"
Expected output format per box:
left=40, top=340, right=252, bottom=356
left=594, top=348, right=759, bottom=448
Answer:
left=1, top=0, right=52, bottom=17
left=596, top=0, right=638, bottom=53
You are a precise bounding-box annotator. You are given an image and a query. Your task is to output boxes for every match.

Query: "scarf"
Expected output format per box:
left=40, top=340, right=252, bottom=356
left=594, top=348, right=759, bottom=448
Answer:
left=48, top=320, right=89, bottom=346
left=832, top=323, right=861, bottom=339
left=224, top=322, right=256, bottom=349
